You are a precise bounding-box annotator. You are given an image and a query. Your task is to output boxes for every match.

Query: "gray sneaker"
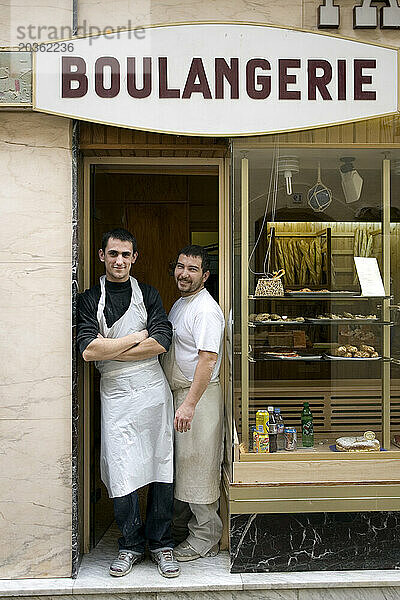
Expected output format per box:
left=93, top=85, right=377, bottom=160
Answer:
left=151, top=548, right=181, bottom=578
left=109, top=549, right=144, bottom=577
left=174, top=540, right=219, bottom=562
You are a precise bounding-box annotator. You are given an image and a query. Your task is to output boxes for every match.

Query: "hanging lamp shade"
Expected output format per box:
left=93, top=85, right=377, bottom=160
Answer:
left=308, top=162, right=332, bottom=212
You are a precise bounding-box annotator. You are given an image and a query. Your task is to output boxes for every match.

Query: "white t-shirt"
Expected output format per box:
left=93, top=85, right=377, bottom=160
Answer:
left=168, top=288, right=225, bottom=382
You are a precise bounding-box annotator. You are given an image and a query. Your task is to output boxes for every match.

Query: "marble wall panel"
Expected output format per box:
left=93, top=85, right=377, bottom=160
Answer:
left=0, top=1, right=73, bottom=47
left=0, top=263, right=71, bottom=388
left=0, top=597, right=156, bottom=600
left=299, top=588, right=400, bottom=600
left=76, top=0, right=302, bottom=31
left=230, top=513, right=400, bottom=573
left=0, top=264, right=71, bottom=419
left=0, top=112, right=73, bottom=578
left=0, top=417, right=72, bottom=578
left=0, top=115, right=72, bottom=264
left=158, top=592, right=297, bottom=600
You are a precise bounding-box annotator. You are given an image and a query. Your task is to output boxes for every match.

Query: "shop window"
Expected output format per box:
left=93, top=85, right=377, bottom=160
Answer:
left=232, top=140, right=400, bottom=466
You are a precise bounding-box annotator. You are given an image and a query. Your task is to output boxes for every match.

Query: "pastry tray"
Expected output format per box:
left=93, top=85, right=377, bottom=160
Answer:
left=249, top=320, right=306, bottom=326
left=259, top=353, right=323, bottom=361
left=285, top=291, right=358, bottom=297
left=306, top=318, right=379, bottom=324
left=323, top=353, right=381, bottom=361
left=329, top=444, right=386, bottom=452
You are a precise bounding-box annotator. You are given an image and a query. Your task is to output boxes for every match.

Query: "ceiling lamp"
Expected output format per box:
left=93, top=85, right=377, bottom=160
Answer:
left=277, top=155, right=299, bottom=196
left=340, top=156, right=363, bottom=204
left=308, top=162, right=332, bottom=212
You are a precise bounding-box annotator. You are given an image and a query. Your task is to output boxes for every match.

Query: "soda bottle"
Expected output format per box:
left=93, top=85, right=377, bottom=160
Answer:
left=301, top=402, right=314, bottom=447
left=268, top=405, right=277, bottom=453
left=275, top=407, right=285, bottom=451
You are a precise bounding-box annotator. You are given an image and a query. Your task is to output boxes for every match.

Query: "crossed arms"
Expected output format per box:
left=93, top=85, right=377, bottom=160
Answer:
left=82, top=329, right=166, bottom=362
left=77, top=283, right=172, bottom=363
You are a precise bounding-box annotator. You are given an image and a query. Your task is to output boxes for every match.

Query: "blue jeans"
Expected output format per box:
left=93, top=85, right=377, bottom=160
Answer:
left=113, top=482, right=174, bottom=554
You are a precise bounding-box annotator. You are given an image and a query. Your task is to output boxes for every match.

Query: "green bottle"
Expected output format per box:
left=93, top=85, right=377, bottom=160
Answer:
left=301, top=402, right=314, bottom=447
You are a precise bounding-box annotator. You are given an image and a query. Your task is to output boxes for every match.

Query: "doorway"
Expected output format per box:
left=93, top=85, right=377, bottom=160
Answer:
left=81, top=157, right=228, bottom=551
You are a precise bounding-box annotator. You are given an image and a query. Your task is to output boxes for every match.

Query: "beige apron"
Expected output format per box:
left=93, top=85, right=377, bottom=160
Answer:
left=162, top=337, right=224, bottom=504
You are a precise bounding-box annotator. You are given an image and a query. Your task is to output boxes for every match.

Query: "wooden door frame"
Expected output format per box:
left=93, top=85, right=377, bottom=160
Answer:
left=82, top=156, right=230, bottom=553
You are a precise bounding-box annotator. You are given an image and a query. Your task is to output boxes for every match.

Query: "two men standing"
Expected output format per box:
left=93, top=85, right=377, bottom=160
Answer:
left=77, top=229, right=224, bottom=577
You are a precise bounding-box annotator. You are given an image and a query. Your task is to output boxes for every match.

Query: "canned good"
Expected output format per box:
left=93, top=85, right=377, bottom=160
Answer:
left=252, top=428, right=258, bottom=452
left=256, top=410, right=269, bottom=434
left=256, top=433, right=269, bottom=453
left=284, top=427, right=297, bottom=451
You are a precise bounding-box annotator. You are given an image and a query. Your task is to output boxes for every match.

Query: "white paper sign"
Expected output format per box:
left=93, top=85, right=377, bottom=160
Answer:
left=354, top=257, right=386, bottom=297
left=33, top=23, right=399, bottom=136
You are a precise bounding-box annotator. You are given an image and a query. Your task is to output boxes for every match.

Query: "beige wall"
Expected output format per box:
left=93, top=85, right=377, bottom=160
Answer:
left=0, top=112, right=72, bottom=578
left=0, top=1, right=72, bottom=47
left=77, top=0, right=303, bottom=29
left=76, top=0, right=400, bottom=48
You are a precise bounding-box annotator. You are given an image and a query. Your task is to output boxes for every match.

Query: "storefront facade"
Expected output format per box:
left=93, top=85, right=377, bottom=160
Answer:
left=1, top=0, right=400, bottom=580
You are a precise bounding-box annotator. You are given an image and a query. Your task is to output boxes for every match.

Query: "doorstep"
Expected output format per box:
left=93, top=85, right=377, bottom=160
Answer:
left=3, top=562, right=400, bottom=598
left=1, top=525, right=400, bottom=598
left=3, top=566, right=400, bottom=598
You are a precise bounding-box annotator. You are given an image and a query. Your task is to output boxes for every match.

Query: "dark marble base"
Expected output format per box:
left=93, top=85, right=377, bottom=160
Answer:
left=230, top=512, right=400, bottom=573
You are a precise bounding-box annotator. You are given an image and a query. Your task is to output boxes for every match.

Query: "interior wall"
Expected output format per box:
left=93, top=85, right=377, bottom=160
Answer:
left=93, top=173, right=219, bottom=310
left=0, top=112, right=73, bottom=577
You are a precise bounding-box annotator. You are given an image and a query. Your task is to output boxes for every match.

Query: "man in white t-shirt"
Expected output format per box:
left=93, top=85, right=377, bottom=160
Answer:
left=162, top=245, right=225, bottom=562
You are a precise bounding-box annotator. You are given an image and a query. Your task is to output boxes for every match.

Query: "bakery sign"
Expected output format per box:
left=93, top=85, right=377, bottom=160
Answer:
left=33, top=23, right=399, bottom=136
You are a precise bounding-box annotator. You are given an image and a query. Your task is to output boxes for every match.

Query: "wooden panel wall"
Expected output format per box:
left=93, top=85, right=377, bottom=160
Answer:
left=237, top=116, right=400, bottom=147
left=80, top=122, right=228, bottom=157
left=234, top=380, right=400, bottom=439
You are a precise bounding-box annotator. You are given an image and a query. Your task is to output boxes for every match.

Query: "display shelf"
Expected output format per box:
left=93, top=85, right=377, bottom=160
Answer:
left=305, top=319, right=390, bottom=325
left=239, top=439, right=400, bottom=461
left=248, top=295, right=392, bottom=300
left=249, top=320, right=391, bottom=326
left=249, top=320, right=307, bottom=326
left=250, top=355, right=323, bottom=362
left=250, top=356, right=383, bottom=362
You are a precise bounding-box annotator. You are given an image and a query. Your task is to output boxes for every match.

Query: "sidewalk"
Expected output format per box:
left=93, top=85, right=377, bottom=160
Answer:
left=1, top=525, right=400, bottom=598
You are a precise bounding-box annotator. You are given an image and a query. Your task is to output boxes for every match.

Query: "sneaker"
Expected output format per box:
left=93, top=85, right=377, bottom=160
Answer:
left=109, top=549, right=144, bottom=577
left=174, top=540, right=219, bottom=562
left=151, top=548, right=181, bottom=578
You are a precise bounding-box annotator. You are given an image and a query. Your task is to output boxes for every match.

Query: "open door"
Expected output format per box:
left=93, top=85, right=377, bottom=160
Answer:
left=83, top=161, right=224, bottom=550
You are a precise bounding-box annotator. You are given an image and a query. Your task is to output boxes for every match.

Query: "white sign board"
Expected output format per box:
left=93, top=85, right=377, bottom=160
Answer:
left=354, top=257, right=386, bottom=297
left=33, top=23, right=399, bottom=136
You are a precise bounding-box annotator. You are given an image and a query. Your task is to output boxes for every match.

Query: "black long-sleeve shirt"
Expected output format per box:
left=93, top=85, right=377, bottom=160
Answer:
left=77, top=278, right=172, bottom=357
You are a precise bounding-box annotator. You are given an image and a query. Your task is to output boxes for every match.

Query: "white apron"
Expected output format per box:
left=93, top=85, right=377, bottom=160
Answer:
left=162, top=337, right=224, bottom=504
left=96, top=275, right=174, bottom=498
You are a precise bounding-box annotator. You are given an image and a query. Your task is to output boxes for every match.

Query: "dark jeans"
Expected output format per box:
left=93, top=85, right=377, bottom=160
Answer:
left=113, top=482, right=174, bottom=554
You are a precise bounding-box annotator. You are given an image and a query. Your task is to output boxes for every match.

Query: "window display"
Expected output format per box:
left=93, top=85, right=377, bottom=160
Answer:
left=232, top=143, right=400, bottom=473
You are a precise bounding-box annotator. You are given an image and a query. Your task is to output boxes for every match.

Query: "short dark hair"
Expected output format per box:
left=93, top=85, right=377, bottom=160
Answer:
left=176, top=245, right=211, bottom=273
left=101, top=228, right=137, bottom=253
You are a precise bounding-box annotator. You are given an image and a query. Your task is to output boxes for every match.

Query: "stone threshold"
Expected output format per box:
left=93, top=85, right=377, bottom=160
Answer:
left=2, top=525, right=400, bottom=596
left=2, top=557, right=400, bottom=596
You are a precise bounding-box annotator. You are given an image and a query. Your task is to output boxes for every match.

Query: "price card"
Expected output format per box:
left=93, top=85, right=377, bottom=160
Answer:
left=354, top=257, right=386, bottom=297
